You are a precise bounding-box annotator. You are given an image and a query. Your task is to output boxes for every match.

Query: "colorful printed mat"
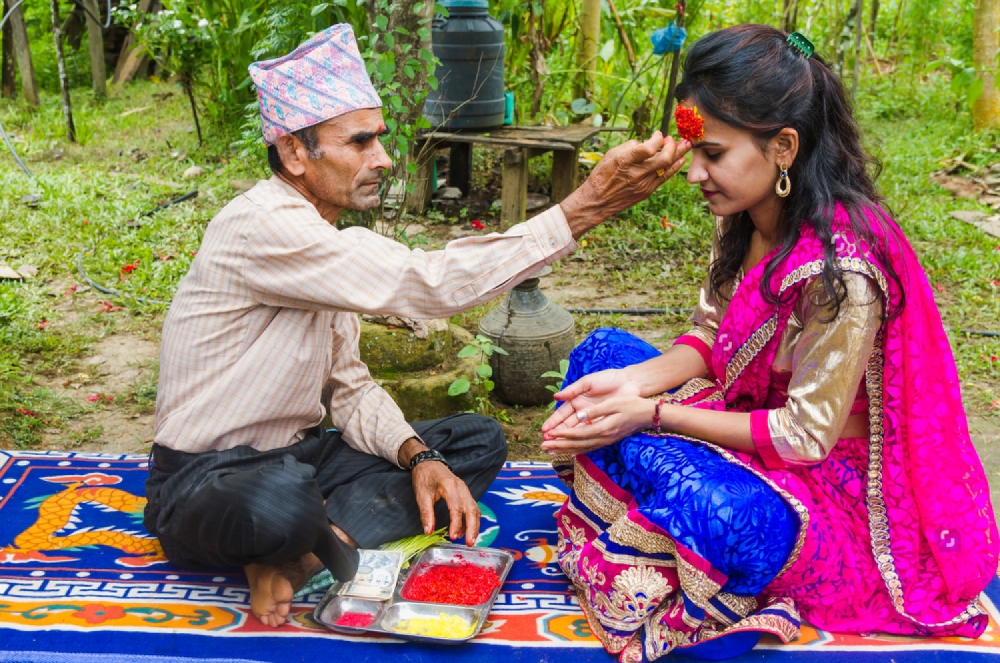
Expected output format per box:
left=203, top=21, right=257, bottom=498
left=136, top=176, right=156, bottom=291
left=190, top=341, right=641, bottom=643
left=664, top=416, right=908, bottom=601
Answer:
left=1, top=450, right=1000, bottom=662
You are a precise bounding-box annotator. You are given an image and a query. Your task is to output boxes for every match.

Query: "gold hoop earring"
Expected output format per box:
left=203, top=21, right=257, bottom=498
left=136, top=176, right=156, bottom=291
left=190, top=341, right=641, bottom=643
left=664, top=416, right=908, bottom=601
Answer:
left=775, top=163, right=791, bottom=198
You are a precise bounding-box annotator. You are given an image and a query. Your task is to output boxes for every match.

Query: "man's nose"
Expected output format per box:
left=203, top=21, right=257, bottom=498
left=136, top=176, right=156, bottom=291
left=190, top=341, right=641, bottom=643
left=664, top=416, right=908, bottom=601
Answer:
left=371, top=140, right=393, bottom=171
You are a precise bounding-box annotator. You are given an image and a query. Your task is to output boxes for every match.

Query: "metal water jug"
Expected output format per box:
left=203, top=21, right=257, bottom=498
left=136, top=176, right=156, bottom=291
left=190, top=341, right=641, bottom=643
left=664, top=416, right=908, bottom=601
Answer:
left=477, top=273, right=575, bottom=406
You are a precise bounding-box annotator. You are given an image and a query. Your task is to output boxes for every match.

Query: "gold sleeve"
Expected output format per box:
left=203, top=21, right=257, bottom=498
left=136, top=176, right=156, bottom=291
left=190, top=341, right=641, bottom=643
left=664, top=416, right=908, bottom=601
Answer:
left=761, top=271, right=882, bottom=467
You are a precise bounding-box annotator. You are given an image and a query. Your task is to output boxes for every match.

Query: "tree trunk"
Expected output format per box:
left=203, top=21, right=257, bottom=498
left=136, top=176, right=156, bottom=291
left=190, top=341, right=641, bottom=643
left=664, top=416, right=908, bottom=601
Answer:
left=974, top=0, right=1000, bottom=129
left=574, top=0, right=600, bottom=101
left=82, top=0, right=107, bottom=99
left=6, top=0, right=38, bottom=106
left=2, top=7, right=14, bottom=98
left=50, top=0, right=76, bottom=141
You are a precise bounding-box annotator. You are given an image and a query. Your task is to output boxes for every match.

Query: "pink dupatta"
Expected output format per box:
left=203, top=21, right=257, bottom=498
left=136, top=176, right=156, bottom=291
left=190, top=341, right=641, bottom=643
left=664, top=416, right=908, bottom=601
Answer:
left=706, top=205, right=998, bottom=634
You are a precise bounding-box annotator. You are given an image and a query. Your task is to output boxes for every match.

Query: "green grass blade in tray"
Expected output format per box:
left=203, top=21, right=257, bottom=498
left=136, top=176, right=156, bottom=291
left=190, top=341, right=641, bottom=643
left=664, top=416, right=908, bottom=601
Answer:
left=380, top=528, right=448, bottom=567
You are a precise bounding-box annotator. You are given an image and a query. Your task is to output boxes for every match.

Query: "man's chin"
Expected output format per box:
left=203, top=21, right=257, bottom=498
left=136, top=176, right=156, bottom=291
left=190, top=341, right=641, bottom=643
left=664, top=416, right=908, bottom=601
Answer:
left=345, top=195, right=382, bottom=212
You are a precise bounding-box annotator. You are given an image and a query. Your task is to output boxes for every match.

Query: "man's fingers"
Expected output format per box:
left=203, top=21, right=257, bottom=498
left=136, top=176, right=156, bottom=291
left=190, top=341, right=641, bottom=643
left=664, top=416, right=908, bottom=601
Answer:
left=416, top=486, right=436, bottom=535
left=447, top=495, right=464, bottom=540
left=464, top=498, right=481, bottom=546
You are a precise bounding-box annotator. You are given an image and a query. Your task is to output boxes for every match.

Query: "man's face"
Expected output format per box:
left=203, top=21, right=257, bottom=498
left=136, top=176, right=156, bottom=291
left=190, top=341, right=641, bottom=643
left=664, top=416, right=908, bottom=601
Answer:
left=298, top=108, right=393, bottom=212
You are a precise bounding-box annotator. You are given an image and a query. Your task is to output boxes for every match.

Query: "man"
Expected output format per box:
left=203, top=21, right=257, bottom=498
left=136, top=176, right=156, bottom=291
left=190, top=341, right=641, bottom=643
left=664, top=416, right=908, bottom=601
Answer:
left=143, top=24, right=688, bottom=629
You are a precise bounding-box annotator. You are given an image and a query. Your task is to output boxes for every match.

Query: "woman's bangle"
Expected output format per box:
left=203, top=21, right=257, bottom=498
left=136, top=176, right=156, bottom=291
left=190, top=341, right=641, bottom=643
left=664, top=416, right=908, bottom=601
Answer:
left=653, top=398, right=667, bottom=433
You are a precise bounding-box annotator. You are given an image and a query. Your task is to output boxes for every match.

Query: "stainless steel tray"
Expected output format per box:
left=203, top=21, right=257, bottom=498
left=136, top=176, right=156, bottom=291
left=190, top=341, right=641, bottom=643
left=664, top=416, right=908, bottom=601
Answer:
left=313, top=543, right=514, bottom=645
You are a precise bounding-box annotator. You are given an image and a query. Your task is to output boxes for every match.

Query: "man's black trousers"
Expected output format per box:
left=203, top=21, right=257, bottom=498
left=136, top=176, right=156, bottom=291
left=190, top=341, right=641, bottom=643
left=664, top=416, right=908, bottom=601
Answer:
left=143, top=414, right=507, bottom=579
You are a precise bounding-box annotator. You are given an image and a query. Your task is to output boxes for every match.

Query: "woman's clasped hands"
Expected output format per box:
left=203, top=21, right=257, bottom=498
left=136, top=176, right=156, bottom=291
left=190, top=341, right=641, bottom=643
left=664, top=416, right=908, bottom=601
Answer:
left=540, top=368, right=654, bottom=455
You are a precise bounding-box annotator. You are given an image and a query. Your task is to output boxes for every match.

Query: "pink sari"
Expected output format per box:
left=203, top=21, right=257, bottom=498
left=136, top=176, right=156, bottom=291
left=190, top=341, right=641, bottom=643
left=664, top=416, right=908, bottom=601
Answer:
left=707, top=206, right=997, bottom=634
left=555, top=205, right=997, bottom=658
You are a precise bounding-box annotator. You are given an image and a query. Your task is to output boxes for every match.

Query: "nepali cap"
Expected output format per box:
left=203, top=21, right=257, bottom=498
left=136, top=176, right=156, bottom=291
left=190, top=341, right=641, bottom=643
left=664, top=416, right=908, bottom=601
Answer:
left=248, top=24, right=382, bottom=146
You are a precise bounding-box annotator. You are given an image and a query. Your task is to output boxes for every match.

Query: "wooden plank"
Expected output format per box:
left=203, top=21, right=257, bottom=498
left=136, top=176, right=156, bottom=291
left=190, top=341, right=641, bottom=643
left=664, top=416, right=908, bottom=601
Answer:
left=501, top=148, right=528, bottom=228
left=422, top=131, right=576, bottom=151
left=551, top=147, right=580, bottom=203
left=448, top=142, right=472, bottom=196
left=112, top=0, right=156, bottom=86
left=82, top=0, right=106, bottom=99
left=6, top=0, right=38, bottom=106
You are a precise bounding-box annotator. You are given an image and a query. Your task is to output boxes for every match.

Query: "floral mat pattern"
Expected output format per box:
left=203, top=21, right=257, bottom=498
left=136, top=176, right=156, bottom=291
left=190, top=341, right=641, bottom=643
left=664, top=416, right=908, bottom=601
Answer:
left=1, top=450, right=999, bottom=662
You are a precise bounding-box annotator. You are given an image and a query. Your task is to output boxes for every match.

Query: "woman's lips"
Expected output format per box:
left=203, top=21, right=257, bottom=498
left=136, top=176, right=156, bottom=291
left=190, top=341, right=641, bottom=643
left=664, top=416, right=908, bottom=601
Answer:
left=701, top=189, right=718, bottom=198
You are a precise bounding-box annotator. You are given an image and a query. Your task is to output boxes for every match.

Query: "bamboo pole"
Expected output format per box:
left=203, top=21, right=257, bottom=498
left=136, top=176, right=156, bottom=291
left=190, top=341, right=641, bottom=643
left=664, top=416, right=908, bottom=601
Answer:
left=50, top=0, right=76, bottom=141
left=6, top=0, right=37, bottom=106
left=659, top=0, right=685, bottom=135
left=852, top=0, right=863, bottom=99
left=574, top=0, right=600, bottom=100
left=973, top=0, right=1000, bottom=129
left=81, top=0, right=106, bottom=99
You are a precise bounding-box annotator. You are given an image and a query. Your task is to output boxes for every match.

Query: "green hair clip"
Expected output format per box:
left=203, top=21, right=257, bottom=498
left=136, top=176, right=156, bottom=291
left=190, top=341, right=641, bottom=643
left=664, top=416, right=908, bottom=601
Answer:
left=786, top=32, right=815, bottom=58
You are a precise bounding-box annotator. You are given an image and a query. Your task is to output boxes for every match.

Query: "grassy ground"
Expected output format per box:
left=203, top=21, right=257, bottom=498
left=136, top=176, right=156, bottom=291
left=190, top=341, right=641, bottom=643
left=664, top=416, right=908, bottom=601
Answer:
left=1, top=77, right=1000, bottom=502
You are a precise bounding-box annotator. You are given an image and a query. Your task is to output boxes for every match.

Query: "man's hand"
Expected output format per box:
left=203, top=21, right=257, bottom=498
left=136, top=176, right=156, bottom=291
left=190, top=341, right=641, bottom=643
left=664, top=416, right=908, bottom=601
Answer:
left=560, top=132, right=690, bottom=239
left=398, top=438, right=480, bottom=545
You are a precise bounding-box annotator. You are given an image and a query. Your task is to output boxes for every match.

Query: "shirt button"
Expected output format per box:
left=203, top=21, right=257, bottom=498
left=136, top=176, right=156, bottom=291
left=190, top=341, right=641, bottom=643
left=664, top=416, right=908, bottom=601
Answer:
left=548, top=238, right=557, bottom=247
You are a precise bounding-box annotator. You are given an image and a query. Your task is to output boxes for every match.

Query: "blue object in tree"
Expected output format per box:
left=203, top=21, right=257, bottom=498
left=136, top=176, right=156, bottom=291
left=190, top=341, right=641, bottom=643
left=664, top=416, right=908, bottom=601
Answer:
left=650, top=21, right=687, bottom=55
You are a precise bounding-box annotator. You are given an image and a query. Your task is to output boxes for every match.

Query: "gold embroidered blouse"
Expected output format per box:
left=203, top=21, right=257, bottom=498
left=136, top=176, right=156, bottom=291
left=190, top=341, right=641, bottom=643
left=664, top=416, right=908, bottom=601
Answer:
left=678, top=264, right=882, bottom=468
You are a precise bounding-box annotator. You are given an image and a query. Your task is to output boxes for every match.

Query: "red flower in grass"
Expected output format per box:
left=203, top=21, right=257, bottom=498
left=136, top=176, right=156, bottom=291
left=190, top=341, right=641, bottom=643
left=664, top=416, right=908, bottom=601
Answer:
left=934, top=285, right=945, bottom=292
left=99, top=301, right=124, bottom=313
left=674, top=105, right=705, bottom=143
left=661, top=215, right=674, bottom=231
left=471, top=220, right=486, bottom=230
left=72, top=603, right=127, bottom=624
left=15, top=408, right=37, bottom=417
left=36, top=319, right=49, bottom=330
left=119, top=259, right=141, bottom=280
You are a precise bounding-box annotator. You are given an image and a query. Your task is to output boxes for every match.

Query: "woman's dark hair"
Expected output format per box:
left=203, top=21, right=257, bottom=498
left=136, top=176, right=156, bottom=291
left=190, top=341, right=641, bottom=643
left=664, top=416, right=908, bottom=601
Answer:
left=675, top=24, right=903, bottom=320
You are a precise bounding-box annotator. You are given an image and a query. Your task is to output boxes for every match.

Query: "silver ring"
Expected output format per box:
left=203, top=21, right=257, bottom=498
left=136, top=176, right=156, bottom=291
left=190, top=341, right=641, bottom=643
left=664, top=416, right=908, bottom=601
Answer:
left=576, top=410, right=588, bottom=422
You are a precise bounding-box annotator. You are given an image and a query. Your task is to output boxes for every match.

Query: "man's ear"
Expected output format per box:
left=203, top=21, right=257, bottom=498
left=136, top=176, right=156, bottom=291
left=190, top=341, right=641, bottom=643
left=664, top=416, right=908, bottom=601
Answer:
left=770, top=127, right=800, bottom=168
left=275, top=134, right=307, bottom=177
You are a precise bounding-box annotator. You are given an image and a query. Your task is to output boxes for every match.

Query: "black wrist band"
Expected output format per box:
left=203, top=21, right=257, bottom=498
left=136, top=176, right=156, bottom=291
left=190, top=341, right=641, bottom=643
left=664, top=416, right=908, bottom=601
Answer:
left=409, top=448, right=451, bottom=471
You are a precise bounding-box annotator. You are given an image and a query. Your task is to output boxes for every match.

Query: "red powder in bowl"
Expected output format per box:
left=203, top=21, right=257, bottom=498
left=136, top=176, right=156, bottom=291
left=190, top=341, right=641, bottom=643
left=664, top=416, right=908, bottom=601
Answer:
left=335, top=611, right=376, bottom=628
left=401, top=562, right=501, bottom=606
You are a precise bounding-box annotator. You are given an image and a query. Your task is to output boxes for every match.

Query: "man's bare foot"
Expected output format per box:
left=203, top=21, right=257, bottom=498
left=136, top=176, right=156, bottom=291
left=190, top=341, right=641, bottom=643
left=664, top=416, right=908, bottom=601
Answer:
left=245, top=554, right=323, bottom=628
left=331, top=523, right=358, bottom=548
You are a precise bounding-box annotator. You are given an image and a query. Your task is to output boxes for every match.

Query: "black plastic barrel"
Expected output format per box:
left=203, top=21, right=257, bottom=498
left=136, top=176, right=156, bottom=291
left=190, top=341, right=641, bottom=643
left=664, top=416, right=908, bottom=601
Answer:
left=422, top=0, right=506, bottom=130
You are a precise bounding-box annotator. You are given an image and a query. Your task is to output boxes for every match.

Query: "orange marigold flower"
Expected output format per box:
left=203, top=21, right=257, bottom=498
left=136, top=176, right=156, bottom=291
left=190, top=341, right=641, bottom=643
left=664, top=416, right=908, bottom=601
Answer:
left=674, top=105, right=704, bottom=143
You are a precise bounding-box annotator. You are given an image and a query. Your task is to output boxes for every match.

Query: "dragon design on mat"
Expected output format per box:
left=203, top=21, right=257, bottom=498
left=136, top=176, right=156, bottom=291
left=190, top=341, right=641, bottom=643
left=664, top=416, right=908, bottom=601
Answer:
left=1, top=472, right=166, bottom=567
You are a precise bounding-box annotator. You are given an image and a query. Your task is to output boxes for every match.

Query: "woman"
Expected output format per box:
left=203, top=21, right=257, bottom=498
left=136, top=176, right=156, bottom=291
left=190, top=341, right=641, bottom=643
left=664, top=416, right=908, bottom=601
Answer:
left=541, top=24, right=998, bottom=662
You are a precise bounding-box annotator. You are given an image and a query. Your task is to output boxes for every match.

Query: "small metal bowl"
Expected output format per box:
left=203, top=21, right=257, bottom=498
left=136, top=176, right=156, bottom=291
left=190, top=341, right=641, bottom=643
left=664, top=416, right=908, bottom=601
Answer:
left=315, top=594, right=385, bottom=634
left=380, top=601, right=481, bottom=644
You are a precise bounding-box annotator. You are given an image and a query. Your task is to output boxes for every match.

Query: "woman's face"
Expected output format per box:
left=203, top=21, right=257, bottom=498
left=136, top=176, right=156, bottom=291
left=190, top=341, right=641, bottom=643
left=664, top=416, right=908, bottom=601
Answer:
left=684, top=107, right=795, bottom=226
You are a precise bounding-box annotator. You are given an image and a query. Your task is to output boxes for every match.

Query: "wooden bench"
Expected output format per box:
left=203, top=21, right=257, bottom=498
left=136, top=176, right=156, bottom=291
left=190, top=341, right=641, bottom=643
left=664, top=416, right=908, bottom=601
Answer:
left=412, top=125, right=625, bottom=226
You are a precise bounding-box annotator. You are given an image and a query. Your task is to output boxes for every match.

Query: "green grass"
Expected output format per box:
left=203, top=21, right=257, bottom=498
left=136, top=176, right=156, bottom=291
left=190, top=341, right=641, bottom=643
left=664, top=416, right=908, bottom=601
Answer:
left=2, top=73, right=1000, bottom=447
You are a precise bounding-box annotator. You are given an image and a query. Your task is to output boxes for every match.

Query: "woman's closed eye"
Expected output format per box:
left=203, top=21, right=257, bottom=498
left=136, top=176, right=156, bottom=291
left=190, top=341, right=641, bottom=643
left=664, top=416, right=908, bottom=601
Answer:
left=703, top=150, right=723, bottom=162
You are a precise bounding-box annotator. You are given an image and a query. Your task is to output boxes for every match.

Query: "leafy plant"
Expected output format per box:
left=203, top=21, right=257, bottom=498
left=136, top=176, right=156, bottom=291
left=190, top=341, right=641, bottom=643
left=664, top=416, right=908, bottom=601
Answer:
left=448, top=334, right=511, bottom=422
left=927, top=57, right=986, bottom=109
left=541, top=359, right=570, bottom=411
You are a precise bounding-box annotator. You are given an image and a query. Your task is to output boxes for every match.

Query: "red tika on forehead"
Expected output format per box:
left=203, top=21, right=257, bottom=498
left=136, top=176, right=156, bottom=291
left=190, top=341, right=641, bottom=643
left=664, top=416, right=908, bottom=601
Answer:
left=674, top=105, right=704, bottom=142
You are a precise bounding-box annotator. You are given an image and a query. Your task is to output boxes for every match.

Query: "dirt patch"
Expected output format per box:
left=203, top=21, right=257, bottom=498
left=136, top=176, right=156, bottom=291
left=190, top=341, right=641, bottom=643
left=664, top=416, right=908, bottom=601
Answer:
left=41, top=333, right=159, bottom=454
